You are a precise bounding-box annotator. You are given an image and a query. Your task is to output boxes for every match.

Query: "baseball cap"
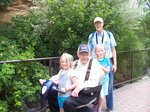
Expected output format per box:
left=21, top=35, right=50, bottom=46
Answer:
left=78, top=44, right=90, bottom=53
left=94, top=17, right=104, bottom=23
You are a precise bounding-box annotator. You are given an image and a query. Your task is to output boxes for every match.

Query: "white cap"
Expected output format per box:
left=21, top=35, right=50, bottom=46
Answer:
left=94, top=17, right=104, bottom=23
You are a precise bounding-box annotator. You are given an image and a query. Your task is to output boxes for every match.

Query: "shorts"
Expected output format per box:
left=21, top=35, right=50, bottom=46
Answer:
left=58, top=96, right=69, bottom=108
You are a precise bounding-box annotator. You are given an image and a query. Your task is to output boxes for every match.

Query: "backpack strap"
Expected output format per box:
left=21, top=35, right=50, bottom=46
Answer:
left=107, top=31, right=111, bottom=39
left=84, top=58, right=93, bottom=81
left=107, top=31, right=113, bottom=48
left=89, top=31, right=112, bottom=53
left=102, top=31, right=111, bottom=43
left=89, top=32, right=95, bottom=41
left=88, top=32, right=95, bottom=51
left=73, top=60, right=78, bottom=69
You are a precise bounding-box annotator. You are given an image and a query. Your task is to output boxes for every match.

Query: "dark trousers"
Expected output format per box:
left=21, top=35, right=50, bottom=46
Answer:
left=106, top=62, right=114, bottom=110
left=63, top=93, right=96, bottom=112
left=77, top=107, right=93, bottom=112
left=47, top=90, right=60, bottom=112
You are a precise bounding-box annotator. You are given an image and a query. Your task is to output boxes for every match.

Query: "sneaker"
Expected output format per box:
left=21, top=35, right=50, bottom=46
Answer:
left=106, top=109, right=113, bottom=112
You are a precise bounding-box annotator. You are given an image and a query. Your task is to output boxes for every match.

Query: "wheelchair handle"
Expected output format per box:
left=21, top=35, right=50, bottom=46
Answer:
left=52, top=86, right=66, bottom=94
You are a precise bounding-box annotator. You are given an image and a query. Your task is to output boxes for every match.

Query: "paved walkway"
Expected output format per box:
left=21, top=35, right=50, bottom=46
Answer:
left=114, top=76, right=150, bottom=112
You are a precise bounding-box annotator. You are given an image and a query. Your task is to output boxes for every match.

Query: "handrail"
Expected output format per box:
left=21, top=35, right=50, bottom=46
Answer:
left=0, top=57, right=59, bottom=64
left=0, top=48, right=150, bottom=88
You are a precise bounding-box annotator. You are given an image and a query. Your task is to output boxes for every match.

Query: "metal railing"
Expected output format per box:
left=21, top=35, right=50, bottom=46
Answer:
left=114, top=48, right=150, bottom=88
left=0, top=48, right=150, bottom=88
left=0, top=57, right=60, bottom=76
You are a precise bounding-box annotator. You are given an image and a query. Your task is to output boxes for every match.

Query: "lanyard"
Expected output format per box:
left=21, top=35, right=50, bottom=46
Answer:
left=96, top=32, right=104, bottom=44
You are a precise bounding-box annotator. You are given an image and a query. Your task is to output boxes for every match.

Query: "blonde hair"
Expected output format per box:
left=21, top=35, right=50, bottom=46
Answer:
left=95, top=44, right=106, bottom=59
left=60, top=53, right=74, bottom=69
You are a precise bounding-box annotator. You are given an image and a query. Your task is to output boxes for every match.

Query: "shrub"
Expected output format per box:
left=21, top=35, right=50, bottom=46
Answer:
left=0, top=101, right=8, bottom=112
left=0, top=0, right=11, bottom=10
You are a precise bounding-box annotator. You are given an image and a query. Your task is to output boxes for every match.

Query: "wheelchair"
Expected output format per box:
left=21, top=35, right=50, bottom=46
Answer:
left=23, top=80, right=101, bottom=112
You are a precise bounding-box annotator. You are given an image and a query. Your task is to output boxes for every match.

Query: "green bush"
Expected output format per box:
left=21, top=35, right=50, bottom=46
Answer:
left=0, top=0, right=149, bottom=111
left=0, top=21, right=50, bottom=110
left=0, top=62, right=50, bottom=111
left=0, top=0, right=11, bottom=10
left=0, top=101, right=8, bottom=112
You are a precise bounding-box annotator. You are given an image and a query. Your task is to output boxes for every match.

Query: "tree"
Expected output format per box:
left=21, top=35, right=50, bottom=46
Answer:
left=46, top=0, right=116, bottom=55
left=106, top=0, right=146, bottom=51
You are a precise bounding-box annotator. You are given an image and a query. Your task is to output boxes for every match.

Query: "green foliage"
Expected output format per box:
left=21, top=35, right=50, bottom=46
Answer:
left=0, top=0, right=149, bottom=111
left=0, top=101, right=8, bottom=112
left=0, top=8, right=51, bottom=111
left=46, top=0, right=116, bottom=55
left=0, top=21, right=50, bottom=110
left=0, top=0, right=11, bottom=10
left=0, top=64, right=15, bottom=90
left=115, top=27, right=145, bottom=51
left=0, top=62, right=50, bottom=111
left=0, top=13, right=49, bottom=57
left=105, top=0, right=147, bottom=51
left=137, top=11, right=150, bottom=48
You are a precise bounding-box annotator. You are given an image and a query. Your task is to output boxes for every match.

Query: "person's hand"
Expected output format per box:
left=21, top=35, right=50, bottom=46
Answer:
left=39, top=79, right=46, bottom=85
left=100, top=65, right=105, bottom=71
left=50, top=75, right=59, bottom=84
left=71, top=87, right=80, bottom=97
left=113, top=64, right=117, bottom=73
left=52, top=80, right=59, bottom=84
left=60, top=88, right=67, bottom=93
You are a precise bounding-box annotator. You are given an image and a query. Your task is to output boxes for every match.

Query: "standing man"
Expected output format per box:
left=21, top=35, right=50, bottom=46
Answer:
left=88, top=17, right=117, bottom=112
left=63, top=44, right=105, bottom=112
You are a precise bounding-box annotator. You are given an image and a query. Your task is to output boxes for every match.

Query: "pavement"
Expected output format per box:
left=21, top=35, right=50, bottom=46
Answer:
left=114, top=75, right=150, bottom=112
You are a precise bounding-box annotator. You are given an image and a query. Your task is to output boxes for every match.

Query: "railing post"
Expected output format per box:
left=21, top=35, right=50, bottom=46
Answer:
left=130, top=51, right=134, bottom=83
left=49, top=59, right=52, bottom=76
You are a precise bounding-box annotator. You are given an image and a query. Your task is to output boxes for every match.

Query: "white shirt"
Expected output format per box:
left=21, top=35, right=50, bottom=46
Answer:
left=74, top=58, right=105, bottom=90
left=88, top=30, right=117, bottom=58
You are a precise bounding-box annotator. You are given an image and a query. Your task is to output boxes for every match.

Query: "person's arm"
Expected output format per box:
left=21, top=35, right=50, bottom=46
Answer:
left=71, top=65, right=104, bottom=97
left=87, top=33, right=93, bottom=51
left=65, top=76, right=78, bottom=92
left=100, top=65, right=110, bottom=74
left=77, top=59, right=105, bottom=90
left=71, top=86, right=80, bottom=97
left=112, top=47, right=117, bottom=73
left=39, top=74, right=59, bottom=85
left=109, top=32, right=117, bottom=73
left=50, top=75, right=59, bottom=84
left=39, top=79, right=46, bottom=85
left=60, top=69, right=78, bottom=93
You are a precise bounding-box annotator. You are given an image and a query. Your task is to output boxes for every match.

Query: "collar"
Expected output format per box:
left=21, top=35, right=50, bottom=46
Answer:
left=96, top=30, right=104, bottom=36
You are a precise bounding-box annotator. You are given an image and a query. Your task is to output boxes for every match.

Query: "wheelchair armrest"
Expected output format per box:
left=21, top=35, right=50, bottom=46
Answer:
left=81, top=85, right=102, bottom=94
left=76, top=85, right=102, bottom=110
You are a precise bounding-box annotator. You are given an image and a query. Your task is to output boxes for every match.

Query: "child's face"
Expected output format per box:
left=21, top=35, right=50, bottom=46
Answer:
left=60, top=57, right=69, bottom=70
left=95, top=46, right=105, bottom=59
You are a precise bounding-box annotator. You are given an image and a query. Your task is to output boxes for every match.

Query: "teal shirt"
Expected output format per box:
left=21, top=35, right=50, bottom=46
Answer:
left=98, top=58, right=111, bottom=84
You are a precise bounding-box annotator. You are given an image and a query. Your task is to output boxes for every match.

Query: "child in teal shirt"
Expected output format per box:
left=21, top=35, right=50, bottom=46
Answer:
left=95, top=44, right=111, bottom=112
